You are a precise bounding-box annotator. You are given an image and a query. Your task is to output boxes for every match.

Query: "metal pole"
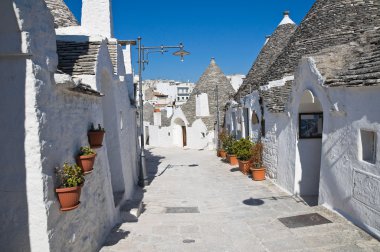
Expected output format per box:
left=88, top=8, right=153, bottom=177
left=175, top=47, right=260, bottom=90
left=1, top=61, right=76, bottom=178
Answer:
left=138, top=37, right=149, bottom=187
left=216, top=85, right=220, bottom=150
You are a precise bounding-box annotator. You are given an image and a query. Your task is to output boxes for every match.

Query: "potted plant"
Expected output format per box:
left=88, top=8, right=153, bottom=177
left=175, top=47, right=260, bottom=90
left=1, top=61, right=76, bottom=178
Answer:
left=76, top=146, right=97, bottom=174
left=250, top=142, right=266, bottom=181
left=228, top=138, right=239, bottom=166
left=88, top=123, right=105, bottom=148
left=218, top=131, right=228, bottom=158
left=235, top=138, right=254, bottom=175
left=224, top=135, right=235, bottom=163
left=55, top=163, right=84, bottom=211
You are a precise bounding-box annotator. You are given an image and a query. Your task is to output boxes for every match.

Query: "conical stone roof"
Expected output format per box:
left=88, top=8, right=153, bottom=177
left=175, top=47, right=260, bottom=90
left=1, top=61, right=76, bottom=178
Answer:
left=181, top=58, right=235, bottom=130
left=261, top=0, right=380, bottom=112
left=235, top=12, right=297, bottom=99
left=45, top=0, right=79, bottom=28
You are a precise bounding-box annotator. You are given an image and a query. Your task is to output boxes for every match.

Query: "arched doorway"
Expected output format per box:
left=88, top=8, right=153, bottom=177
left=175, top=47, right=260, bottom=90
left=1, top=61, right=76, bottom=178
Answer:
left=295, top=90, right=323, bottom=206
left=173, top=118, right=187, bottom=147
left=0, top=1, right=30, bottom=250
left=101, top=71, right=126, bottom=205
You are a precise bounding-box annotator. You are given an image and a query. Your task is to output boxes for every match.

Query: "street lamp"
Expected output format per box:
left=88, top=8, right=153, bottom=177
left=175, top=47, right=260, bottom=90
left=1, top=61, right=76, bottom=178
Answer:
left=137, top=37, right=190, bottom=187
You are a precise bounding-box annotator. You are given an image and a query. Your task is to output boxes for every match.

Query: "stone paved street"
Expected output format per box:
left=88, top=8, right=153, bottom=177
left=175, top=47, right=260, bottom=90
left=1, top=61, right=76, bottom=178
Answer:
left=101, top=147, right=380, bottom=252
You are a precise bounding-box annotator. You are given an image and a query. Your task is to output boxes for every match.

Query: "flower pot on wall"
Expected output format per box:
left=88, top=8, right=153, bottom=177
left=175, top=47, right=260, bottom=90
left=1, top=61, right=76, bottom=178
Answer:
left=229, top=155, right=238, bottom=166
left=88, top=131, right=105, bottom=148
left=55, top=186, right=82, bottom=211
left=76, top=153, right=96, bottom=174
left=250, top=167, right=266, bottom=181
left=238, top=160, right=250, bottom=175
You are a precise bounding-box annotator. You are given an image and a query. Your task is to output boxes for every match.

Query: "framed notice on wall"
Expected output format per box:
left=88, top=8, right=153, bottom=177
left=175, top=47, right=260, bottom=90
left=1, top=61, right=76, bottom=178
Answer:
left=299, top=113, right=323, bottom=139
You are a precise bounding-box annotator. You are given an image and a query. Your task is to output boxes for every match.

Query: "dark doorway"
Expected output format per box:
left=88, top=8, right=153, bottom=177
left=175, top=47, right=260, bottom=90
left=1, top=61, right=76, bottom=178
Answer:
left=182, top=126, right=187, bottom=147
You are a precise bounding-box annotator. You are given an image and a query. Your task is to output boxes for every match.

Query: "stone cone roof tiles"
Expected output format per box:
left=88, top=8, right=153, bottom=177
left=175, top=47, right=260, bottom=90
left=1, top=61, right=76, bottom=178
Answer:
left=235, top=16, right=297, bottom=99
left=181, top=58, right=235, bottom=130
left=56, top=41, right=101, bottom=76
left=107, top=41, right=118, bottom=74
left=44, top=0, right=79, bottom=28
left=325, top=29, right=380, bottom=87
left=261, top=0, right=380, bottom=112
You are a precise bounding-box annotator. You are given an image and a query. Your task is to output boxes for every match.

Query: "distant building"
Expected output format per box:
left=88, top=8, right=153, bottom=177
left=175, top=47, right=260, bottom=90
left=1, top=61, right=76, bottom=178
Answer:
left=140, top=79, right=194, bottom=107
left=145, top=58, right=235, bottom=150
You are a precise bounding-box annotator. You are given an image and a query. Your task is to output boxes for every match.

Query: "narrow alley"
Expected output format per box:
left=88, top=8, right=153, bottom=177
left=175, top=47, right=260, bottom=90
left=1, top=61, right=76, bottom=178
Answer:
left=101, top=148, right=380, bottom=252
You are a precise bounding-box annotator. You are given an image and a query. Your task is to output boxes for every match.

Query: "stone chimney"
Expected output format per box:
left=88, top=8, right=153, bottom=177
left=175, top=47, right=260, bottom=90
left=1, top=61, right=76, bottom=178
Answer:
left=81, top=0, right=114, bottom=38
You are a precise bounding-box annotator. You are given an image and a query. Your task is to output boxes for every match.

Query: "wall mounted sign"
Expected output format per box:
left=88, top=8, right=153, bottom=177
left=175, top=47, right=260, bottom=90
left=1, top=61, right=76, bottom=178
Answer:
left=299, top=113, right=323, bottom=139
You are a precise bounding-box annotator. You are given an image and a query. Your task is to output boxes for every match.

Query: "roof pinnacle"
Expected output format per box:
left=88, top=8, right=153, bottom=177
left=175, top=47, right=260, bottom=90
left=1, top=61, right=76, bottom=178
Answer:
left=278, top=10, right=295, bottom=26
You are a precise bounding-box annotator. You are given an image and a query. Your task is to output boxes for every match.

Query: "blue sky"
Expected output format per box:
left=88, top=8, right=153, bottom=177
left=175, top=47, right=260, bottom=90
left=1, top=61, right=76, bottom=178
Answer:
left=64, top=0, right=315, bottom=82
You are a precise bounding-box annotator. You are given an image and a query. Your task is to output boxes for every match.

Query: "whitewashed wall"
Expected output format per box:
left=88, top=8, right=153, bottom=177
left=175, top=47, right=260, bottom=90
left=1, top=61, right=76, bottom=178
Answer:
left=284, top=58, right=380, bottom=239
left=0, top=1, right=58, bottom=251
left=147, top=125, right=173, bottom=148
left=187, top=119, right=210, bottom=150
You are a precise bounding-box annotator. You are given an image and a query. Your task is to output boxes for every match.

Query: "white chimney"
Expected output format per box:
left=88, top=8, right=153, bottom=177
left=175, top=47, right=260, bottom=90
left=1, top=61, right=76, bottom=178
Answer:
left=81, top=0, right=114, bottom=38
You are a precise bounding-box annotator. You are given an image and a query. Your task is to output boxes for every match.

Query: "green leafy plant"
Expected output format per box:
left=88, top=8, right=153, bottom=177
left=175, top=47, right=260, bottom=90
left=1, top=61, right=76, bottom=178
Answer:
left=224, top=135, right=236, bottom=155
left=56, top=163, right=84, bottom=188
left=235, top=138, right=254, bottom=161
left=251, top=142, right=264, bottom=169
left=79, top=146, right=96, bottom=156
left=90, top=123, right=105, bottom=132
left=218, top=131, right=229, bottom=150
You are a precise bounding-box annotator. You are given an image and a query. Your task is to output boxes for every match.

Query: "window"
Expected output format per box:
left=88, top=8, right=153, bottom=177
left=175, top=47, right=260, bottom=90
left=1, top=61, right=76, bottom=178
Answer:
left=360, top=130, right=377, bottom=164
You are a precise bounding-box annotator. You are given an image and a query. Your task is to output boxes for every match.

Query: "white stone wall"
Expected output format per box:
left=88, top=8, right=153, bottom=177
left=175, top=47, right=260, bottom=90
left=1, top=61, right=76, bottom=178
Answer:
left=187, top=119, right=210, bottom=150
left=0, top=1, right=56, bottom=251
left=147, top=125, right=173, bottom=148
left=0, top=2, right=139, bottom=251
left=283, top=58, right=380, bottom=239
left=224, top=57, right=380, bottom=239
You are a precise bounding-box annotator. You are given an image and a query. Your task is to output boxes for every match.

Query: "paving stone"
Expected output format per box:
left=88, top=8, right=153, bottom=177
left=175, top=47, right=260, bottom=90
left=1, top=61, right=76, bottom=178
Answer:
left=100, top=147, right=380, bottom=251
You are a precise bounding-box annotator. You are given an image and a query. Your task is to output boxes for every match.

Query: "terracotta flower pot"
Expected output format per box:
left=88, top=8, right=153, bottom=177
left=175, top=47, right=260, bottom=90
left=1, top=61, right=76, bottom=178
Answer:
left=76, top=153, right=96, bottom=175
left=220, top=149, right=227, bottom=158
left=250, top=167, right=266, bottom=181
left=229, top=154, right=238, bottom=166
left=88, top=131, right=105, bottom=148
left=238, top=160, right=250, bottom=175
left=56, top=186, right=82, bottom=211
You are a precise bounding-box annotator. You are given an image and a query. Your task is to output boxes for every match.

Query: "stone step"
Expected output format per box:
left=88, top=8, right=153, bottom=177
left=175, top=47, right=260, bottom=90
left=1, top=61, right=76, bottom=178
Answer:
left=120, top=199, right=143, bottom=222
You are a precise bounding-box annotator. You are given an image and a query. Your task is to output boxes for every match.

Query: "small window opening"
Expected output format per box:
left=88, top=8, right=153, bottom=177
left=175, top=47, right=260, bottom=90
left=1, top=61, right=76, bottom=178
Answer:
left=360, top=129, right=376, bottom=164
left=120, top=111, right=123, bottom=130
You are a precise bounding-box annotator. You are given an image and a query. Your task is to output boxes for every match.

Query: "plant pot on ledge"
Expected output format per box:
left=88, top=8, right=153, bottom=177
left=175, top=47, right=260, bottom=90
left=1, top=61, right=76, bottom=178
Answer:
left=238, top=160, right=250, bottom=175
left=250, top=167, right=266, bottom=181
left=56, top=186, right=82, bottom=211
left=88, top=123, right=105, bottom=148
left=56, top=163, right=84, bottom=211
left=76, top=146, right=97, bottom=175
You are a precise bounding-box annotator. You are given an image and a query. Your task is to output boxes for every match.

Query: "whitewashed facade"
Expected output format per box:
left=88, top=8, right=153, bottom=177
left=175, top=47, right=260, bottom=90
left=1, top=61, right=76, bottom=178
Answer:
left=225, top=2, right=380, bottom=240
left=0, top=0, right=139, bottom=251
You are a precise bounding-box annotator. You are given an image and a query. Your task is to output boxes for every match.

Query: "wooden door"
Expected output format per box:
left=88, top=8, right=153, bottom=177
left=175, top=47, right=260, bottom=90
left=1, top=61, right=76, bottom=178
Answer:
left=182, top=126, right=187, bottom=147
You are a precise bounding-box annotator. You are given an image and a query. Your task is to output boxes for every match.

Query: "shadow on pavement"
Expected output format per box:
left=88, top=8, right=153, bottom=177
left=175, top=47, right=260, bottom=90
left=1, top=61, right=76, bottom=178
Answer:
left=243, top=197, right=265, bottom=206
left=145, top=148, right=165, bottom=185
left=102, top=224, right=130, bottom=246
left=230, top=168, right=240, bottom=172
